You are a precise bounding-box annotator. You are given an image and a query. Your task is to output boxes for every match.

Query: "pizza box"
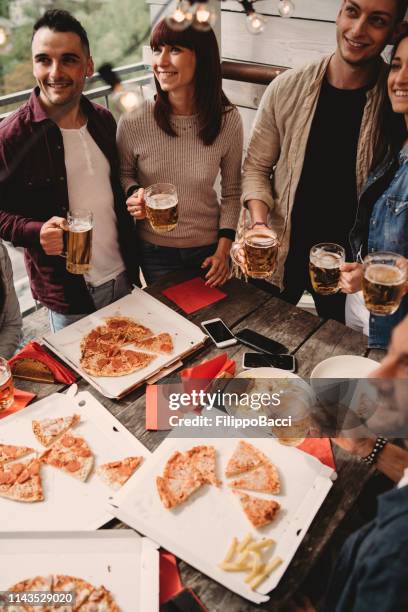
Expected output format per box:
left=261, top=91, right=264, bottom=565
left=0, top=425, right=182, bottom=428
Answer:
left=42, top=288, right=207, bottom=398
left=0, top=389, right=150, bottom=531
left=0, top=530, right=159, bottom=612
left=108, top=434, right=335, bottom=605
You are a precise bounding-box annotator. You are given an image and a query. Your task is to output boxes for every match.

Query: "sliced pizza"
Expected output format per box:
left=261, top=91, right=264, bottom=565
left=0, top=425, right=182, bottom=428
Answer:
left=76, top=585, right=119, bottom=612
left=52, top=574, right=94, bottom=610
left=228, top=461, right=280, bottom=494
left=225, top=440, right=270, bottom=477
left=41, top=433, right=93, bottom=482
left=104, top=316, right=152, bottom=343
left=0, top=458, right=44, bottom=503
left=234, top=491, right=280, bottom=528
left=96, top=456, right=143, bottom=490
left=157, top=451, right=204, bottom=509
left=186, top=445, right=220, bottom=487
left=80, top=348, right=156, bottom=377
left=132, top=332, right=174, bottom=354
left=0, top=443, right=33, bottom=465
left=32, top=414, right=80, bottom=447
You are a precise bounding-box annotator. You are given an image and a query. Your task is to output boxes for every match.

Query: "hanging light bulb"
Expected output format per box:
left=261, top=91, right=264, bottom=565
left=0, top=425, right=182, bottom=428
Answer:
left=192, top=0, right=217, bottom=32
left=113, top=84, right=145, bottom=115
left=278, top=0, right=295, bottom=18
left=0, top=18, right=12, bottom=54
left=166, top=1, right=193, bottom=31
left=246, top=11, right=266, bottom=34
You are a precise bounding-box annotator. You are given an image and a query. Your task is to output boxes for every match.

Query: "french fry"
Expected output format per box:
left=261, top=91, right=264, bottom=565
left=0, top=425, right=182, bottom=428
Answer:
left=237, top=550, right=251, bottom=566
left=249, top=556, right=283, bottom=590
left=219, top=562, right=252, bottom=572
left=237, top=533, right=253, bottom=553
left=247, top=538, right=275, bottom=552
left=222, top=537, right=238, bottom=564
left=244, top=559, right=265, bottom=584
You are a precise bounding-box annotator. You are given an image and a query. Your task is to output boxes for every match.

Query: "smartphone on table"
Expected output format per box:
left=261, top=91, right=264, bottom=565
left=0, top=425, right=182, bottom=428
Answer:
left=242, top=352, right=296, bottom=372
left=201, top=318, right=237, bottom=348
left=235, top=328, right=288, bottom=355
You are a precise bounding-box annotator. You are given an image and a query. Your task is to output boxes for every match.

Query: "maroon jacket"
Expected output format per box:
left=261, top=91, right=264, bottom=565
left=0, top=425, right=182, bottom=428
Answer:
left=0, top=89, right=140, bottom=314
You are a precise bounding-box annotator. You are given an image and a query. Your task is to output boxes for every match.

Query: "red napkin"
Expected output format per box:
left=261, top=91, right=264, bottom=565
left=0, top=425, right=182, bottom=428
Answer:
left=298, top=438, right=336, bottom=470
left=159, top=551, right=183, bottom=605
left=9, top=341, right=77, bottom=385
left=0, top=388, right=36, bottom=420
left=162, top=277, right=226, bottom=314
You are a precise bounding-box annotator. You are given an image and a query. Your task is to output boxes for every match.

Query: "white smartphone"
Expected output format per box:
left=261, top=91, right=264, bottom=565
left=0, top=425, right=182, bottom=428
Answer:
left=242, top=352, right=296, bottom=372
left=201, top=318, right=238, bottom=348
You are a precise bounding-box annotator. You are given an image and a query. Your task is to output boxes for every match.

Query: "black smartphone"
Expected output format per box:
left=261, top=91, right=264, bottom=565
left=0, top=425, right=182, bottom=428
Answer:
left=235, top=328, right=288, bottom=355
left=243, top=352, right=296, bottom=372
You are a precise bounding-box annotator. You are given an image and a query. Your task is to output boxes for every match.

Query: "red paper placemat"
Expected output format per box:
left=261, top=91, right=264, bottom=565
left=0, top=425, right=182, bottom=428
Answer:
left=298, top=438, right=336, bottom=470
left=162, top=277, right=226, bottom=314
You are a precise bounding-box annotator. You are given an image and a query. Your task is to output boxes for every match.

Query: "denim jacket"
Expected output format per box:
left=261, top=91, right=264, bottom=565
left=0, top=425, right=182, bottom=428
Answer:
left=349, top=147, right=408, bottom=349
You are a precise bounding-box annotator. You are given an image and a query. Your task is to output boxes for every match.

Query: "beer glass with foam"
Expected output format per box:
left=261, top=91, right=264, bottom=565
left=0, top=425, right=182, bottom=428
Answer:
left=144, top=183, right=178, bottom=232
left=362, top=251, right=407, bottom=315
left=231, top=212, right=279, bottom=279
left=309, top=243, right=345, bottom=295
left=66, top=209, right=93, bottom=275
left=0, top=357, right=14, bottom=411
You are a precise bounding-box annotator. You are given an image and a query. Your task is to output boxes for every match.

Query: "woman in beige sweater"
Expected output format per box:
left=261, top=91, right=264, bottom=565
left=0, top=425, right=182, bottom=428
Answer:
left=117, top=20, right=243, bottom=287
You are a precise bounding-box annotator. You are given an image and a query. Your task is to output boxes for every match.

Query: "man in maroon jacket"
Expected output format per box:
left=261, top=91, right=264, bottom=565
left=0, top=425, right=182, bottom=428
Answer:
left=0, top=10, right=140, bottom=331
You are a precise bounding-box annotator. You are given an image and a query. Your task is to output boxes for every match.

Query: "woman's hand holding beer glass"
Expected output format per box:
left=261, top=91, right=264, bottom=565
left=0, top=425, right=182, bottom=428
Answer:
left=126, top=188, right=147, bottom=220
left=39, top=216, right=67, bottom=256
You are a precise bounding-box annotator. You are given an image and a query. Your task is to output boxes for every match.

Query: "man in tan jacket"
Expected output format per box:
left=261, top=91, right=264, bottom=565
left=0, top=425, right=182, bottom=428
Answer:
left=241, top=0, right=407, bottom=323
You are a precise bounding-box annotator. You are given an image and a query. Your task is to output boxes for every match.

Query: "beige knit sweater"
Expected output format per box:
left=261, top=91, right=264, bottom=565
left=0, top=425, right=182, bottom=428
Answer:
left=117, top=100, right=243, bottom=248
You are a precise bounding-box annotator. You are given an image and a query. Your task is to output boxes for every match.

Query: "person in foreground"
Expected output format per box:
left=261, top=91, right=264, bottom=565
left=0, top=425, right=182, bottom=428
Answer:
left=288, top=316, right=408, bottom=612
left=340, top=32, right=408, bottom=349
left=0, top=10, right=139, bottom=332
left=0, top=241, right=22, bottom=358
left=117, top=19, right=243, bottom=287
left=239, top=0, right=407, bottom=323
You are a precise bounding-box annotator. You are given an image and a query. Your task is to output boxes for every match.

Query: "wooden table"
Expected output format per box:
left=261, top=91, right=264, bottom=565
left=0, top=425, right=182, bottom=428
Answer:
left=18, top=272, right=385, bottom=611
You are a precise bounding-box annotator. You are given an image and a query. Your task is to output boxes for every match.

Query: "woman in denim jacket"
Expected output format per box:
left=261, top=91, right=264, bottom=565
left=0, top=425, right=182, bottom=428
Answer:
left=341, top=33, right=408, bottom=349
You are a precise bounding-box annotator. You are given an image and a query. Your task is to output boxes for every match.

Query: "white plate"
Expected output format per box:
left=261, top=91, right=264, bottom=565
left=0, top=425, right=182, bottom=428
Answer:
left=42, top=288, right=207, bottom=398
left=109, top=436, right=334, bottom=605
left=310, top=355, right=379, bottom=379
left=0, top=391, right=150, bottom=531
left=237, top=367, right=300, bottom=380
left=0, top=531, right=159, bottom=612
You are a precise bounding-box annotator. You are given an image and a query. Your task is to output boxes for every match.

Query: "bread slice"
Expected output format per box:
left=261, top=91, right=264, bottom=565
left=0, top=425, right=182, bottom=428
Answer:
left=225, top=440, right=270, bottom=477
left=234, top=491, right=280, bottom=528
left=228, top=461, right=280, bottom=494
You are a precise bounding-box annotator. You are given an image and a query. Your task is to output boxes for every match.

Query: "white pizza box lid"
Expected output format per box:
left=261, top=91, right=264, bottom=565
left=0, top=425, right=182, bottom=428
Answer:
left=42, top=287, right=207, bottom=398
left=0, top=530, right=159, bottom=612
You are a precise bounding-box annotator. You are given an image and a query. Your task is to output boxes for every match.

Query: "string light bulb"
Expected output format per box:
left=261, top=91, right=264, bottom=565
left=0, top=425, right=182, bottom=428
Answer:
left=192, top=0, right=217, bottom=31
left=0, top=18, right=12, bottom=54
left=165, top=1, right=194, bottom=31
left=114, top=84, right=145, bottom=114
left=278, top=0, right=295, bottom=18
left=246, top=11, right=266, bottom=34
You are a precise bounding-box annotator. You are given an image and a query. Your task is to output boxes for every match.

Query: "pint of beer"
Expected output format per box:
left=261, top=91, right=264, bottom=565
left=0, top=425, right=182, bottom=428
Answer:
left=309, top=243, right=345, bottom=295
left=145, top=183, right=178, bottom=232
left=231, top=217, right=279, bottom=279
left=0, top=357, right=14, bottom=411
left=66, top=209, right=93, bottom=275
left=362, top=252, right=407, bottom=316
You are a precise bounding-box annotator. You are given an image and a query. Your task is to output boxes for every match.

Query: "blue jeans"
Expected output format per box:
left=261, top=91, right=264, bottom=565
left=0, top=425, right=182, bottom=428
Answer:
left=139, top=241, right=217, bottom=285
left=48, top=271, right=132, bottom=332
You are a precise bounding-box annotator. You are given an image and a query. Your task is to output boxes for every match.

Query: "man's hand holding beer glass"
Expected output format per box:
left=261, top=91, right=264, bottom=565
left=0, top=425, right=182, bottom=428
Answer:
left=39, top=216, right=67, bottom=256
left=126, top=188, right=147, bottom=220
left=339, top=262, right=364, bottom=294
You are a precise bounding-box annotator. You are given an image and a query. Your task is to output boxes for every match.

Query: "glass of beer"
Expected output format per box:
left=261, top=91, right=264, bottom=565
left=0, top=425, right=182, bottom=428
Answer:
left=0, top=357, right=14, bottom=411
left=144, top=183, right=178, bottom=232
left=362, top=251, right=407, bottom=316
left=309, top=243, right=345, bottom=295
left=231, top=218, right=279, bottom=279
left=66, top=209, right=93, bottom=275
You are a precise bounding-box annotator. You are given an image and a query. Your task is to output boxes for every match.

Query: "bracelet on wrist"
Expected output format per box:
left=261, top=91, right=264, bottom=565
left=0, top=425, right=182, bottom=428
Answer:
left=360, top=436, right=388, bottom=466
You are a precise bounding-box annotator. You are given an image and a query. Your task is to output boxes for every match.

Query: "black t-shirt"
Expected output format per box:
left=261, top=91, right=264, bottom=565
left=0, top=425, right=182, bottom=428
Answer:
left=289, top=78, right=371, bottom=264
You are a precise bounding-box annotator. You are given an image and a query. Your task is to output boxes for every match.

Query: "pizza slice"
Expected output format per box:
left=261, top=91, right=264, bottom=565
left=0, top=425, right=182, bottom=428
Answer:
left=41, top=433, right=93, bottom=482
left=9, top=574, right=54, bottom=612
left=104, top=316, right=152, bottom=344
left=0, top=458, right=44, bottom=503
left=0, top=443, right=34, bottom=465
left=76, top=585, right=119, bottom=612
left=52, top=575, right=94, bottom=610
left=228, top=461, right=280, bottom=494
left=80, top=348, right=155, bottom=377
left=186, top=445, right=220, bottom=486
left=234, top=491, right=280, bottom=528
left=32, top=414, right=80, bottom=447
left=225, top=440, right=270, bottom=477
left=96, top=456, right=143, bottom=490
left=157, top=451, right=204, bottom=509
left=131, top=332, right=174, bottom=354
